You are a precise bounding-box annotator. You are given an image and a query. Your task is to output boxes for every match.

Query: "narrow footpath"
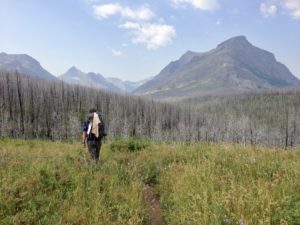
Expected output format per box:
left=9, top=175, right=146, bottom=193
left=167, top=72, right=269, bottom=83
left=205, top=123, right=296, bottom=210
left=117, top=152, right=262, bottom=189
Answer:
left=142, top=185, right=165, bottom=225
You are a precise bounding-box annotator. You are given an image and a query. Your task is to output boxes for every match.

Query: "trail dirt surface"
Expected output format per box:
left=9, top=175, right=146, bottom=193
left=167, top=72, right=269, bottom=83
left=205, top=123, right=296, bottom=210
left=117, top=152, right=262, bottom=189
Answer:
left=142, top=185, right=164, bottom=225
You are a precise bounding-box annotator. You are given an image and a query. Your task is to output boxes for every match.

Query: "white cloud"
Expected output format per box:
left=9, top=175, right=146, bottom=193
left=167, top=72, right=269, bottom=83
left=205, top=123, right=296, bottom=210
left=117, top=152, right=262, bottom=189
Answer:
left=216, top=19, right=221, bottom=25
left=89, top=2, right=175, bottom=49
left=172, top=0, right=219, bottom=11
left=119, top=22, right=176, bottom=49
left=260, top=0, right=300, bottom=19
left=112, top=49, right=123, bottom=56
left=283, top=0, right=300, bottom=19
left=93, top=3, right=120, bottom=19
left=93, top=3, right=155, bottom=20
left=260, top=2, right=278, bottom=17
left=120, top=21, right=140, bottom=29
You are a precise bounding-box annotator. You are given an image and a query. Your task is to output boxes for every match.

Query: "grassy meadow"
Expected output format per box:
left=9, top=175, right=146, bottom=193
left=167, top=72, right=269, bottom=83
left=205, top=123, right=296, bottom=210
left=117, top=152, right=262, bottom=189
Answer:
left=0, top=138, right=299, bottom=225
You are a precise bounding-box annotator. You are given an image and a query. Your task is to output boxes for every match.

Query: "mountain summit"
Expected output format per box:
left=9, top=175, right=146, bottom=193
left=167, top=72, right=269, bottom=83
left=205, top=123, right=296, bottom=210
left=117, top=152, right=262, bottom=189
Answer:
left=0, top=52, right=57, bottom=80
left=59, top=67, right=122, bottom=92
left=217, top=35, right=251, bottom=49
left=60, top=66, right=153, bottom=93
left=134, top=36, right=300, bottom=99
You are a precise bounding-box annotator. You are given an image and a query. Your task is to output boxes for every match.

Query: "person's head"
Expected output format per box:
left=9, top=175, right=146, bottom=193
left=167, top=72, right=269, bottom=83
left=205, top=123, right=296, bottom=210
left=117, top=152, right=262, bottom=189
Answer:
left=89, top=108, right=97, bottom=114
left=88, top=108, right=97, bottom=120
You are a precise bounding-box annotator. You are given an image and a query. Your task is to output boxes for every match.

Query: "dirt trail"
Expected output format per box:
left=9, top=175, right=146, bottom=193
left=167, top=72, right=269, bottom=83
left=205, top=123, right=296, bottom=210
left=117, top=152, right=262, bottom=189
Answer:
left=142, top=185, right=165, bottom=225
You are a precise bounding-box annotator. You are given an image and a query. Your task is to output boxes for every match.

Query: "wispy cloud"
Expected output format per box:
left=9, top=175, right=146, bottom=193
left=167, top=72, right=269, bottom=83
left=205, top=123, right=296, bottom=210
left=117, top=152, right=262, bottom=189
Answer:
left=171, top=0, right=220, bottom=11
left=112, top=49, right=123, bottom=56
left=283, top=0, right=300, bottom=19
left=260, top=0, right=300, bottom=19
left=119, top=22, right=176, bottom=49
left=88, top=2, right=176, bottom=49
left=260, top=2, right=278, bottom=17
left=93, top=3, right=155, bottom=21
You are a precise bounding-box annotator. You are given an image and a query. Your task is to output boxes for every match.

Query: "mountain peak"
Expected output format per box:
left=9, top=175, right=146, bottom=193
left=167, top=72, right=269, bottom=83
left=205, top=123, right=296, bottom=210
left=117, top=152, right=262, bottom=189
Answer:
left=179, top=50, right=202, bottom=64
left=217, top=35, right=251, bottom=49
left=180, top=50, right=198, bottom=58
left=183, top=50, right=197, bottom=56
left=60, top=66, right=85, bottom=79
left=0, top=52, right=57, bottom=80
left=68, top=66, right=81, bottom=73
left=230, top=35, right=247, bottom=41
left=224, top=35, right=248, bottom=43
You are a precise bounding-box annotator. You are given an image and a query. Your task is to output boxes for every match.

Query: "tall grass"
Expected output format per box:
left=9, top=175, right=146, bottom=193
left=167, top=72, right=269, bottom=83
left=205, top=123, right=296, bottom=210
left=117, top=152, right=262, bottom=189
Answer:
left=0, top=138, right=299, bottom=225
left=0, top=139, right=146, bottom=225
left=158, top=144, right=300, bottom=224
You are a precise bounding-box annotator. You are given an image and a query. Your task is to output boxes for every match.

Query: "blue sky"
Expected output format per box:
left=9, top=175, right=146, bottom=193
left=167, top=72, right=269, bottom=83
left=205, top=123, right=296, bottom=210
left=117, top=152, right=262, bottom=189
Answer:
left=0, top=0, right=299, bottom=81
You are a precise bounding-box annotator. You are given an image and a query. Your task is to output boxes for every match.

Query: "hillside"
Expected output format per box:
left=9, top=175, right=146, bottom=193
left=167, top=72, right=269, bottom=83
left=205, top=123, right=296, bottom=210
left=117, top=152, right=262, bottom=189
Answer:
left=134, top=36, right=300, bottom=99
left=0, top=138, right=299, bottom=225
left=107, top=77, right=154, bottom=93
left=0, top=52, right=57, bottom=81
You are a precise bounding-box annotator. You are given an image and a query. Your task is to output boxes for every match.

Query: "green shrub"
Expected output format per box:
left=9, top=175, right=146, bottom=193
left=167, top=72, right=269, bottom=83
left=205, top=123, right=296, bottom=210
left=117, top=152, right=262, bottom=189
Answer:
left=109, top=137, right=151, bottom=152
left=135, top=159, right=161, bottom=186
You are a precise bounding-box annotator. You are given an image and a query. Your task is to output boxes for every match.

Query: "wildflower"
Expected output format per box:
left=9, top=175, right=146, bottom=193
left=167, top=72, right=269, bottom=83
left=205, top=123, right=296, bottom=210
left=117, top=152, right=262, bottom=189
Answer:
left=239, top=219, right=245, bottom=225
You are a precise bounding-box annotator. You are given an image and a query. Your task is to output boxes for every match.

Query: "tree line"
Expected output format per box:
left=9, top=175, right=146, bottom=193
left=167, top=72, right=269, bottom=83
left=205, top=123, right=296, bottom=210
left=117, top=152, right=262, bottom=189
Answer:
left=0, top=71, right=197, bottom=141
left=1, top=70, right=299, bottom=148
left=180, top=89, right=300, bottom=148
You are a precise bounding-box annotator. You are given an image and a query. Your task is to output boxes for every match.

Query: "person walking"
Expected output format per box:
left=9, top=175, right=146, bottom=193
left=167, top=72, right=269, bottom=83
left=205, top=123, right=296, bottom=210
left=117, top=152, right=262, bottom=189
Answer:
left=82, top=108, right=105, bottom=161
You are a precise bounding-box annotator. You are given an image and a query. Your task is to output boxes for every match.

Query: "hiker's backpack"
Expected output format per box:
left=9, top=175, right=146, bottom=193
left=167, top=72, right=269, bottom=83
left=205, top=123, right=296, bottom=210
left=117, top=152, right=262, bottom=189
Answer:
left=88, top=112, right=107, bottom=141
left=98, top=113, right=107, bottom=138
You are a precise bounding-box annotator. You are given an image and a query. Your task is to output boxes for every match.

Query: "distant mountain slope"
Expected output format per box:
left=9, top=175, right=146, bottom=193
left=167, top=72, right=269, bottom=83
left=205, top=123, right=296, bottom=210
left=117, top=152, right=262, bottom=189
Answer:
left=134, top=36, right=300, bottom=99
left=0, top=52, right=57, bottom=81
left=60, top=66, right=122, bottom=92
left=107, top=76, right=154, bottom=93
left=106, top=77, right=135, bottom=92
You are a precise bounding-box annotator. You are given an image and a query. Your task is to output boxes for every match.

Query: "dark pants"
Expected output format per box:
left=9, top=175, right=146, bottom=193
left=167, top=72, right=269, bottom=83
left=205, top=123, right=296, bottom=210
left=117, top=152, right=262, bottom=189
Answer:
left=87, top=140, right=102, bottom=161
